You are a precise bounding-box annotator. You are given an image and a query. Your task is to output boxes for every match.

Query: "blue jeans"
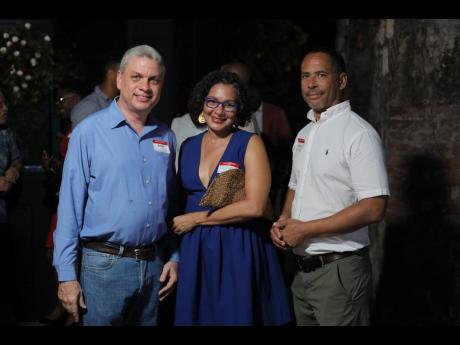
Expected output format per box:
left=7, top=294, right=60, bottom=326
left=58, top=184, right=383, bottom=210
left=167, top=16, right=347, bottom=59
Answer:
left=80, top=246, right=163, bottom=326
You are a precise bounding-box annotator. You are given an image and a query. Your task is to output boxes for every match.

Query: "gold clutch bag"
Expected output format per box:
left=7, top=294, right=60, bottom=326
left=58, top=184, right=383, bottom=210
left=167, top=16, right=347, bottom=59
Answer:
left=199, top=169, right=274, bottom=220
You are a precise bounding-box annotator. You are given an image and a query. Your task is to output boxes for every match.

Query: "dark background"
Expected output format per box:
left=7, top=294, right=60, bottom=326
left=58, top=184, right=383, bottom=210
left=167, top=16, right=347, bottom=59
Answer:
left=3, top=17, right=460, bottom=328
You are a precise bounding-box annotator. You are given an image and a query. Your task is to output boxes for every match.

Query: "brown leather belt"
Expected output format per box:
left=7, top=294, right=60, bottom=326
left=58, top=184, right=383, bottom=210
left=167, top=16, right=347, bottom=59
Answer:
left=294, top=247, right=368, bottom=273
left=82, top=241, right=156, bottom=260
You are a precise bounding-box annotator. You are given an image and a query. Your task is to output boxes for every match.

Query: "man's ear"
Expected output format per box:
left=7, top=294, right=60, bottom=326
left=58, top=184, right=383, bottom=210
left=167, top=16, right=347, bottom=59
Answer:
left=338, top=73, right=348, bottom=90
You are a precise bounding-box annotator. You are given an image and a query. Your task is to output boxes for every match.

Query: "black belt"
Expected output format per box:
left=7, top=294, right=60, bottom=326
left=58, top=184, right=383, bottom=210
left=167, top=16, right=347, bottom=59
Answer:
left=294, top=247, right=368, bottom=273
left=82, top=241, right=156, bottom=260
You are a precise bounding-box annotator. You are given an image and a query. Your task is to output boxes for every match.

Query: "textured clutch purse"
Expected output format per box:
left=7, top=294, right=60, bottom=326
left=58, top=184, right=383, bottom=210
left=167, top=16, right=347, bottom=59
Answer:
left=199, top=169, right=274, bottom=220
left=199, top=169, right=245, bottom=209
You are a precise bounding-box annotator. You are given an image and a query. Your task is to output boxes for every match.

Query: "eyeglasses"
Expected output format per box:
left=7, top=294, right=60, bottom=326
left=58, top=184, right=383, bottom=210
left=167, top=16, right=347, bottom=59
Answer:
left=204, top=97, right=239, bottom=112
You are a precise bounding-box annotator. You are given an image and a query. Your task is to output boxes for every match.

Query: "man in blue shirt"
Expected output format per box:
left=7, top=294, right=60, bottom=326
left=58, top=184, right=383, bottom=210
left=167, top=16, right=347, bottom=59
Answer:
left=53, top=45, right=179, bottom=326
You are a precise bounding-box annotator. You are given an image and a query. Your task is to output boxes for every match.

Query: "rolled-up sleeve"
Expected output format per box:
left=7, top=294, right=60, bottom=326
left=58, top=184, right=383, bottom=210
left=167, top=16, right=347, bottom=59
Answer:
left=348, top=130, right=390, bottom=201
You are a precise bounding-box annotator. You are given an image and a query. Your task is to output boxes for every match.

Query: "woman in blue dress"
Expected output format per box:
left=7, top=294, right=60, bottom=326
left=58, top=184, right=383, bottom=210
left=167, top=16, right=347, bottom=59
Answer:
left=172, top=70, right=292, bottom=326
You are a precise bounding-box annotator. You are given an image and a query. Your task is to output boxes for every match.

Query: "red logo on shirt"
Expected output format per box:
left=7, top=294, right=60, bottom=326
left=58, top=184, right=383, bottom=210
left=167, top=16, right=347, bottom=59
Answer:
left=298, top=138, right=305, bottom=144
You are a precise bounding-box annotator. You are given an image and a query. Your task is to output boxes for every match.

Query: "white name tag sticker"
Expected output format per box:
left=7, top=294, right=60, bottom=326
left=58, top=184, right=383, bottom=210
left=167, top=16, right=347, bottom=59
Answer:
left=217, top=162, right=240, bottom=174
left=152, top=139, right=170, bottom=154
left=296, top=137, right=305, bottom=152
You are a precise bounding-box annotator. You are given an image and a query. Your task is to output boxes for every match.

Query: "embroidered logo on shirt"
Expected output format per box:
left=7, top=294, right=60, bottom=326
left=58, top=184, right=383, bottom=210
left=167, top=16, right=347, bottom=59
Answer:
left=152, top=139, right=170, bottom=154
left=298, top=138, right=305, bottom=144
left=217, top=162, right=240, bottom=174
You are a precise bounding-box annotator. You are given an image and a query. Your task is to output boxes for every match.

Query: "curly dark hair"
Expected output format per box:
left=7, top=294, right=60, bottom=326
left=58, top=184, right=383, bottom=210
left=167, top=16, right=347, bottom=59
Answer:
left=187, top=70, right=252, bottom=128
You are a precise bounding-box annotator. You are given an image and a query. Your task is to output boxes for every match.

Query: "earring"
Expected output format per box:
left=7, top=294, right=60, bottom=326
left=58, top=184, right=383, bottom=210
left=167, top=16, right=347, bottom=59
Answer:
left=198, top=112, right=206, bottom=124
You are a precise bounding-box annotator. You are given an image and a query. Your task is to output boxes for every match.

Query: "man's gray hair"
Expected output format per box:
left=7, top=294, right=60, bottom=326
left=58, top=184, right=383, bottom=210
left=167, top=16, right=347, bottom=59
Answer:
left=120, top=45, right=166, bottom=77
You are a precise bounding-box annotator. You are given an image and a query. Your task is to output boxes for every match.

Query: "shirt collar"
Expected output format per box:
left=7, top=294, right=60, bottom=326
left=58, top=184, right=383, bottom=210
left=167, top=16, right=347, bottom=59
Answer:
left=108, top=97, right=160, bottom=133
left=307, top=100, right=351, bottom=123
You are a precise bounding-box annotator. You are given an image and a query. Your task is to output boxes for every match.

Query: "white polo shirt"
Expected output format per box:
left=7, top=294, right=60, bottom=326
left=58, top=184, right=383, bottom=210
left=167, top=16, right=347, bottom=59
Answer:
left=289, top=100, right=389, bottom=256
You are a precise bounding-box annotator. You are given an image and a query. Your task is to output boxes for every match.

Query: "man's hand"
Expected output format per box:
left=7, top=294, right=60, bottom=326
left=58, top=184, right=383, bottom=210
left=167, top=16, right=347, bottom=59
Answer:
left=5, top=166, right=19, bottom=183
left=0, top=177, right=12, bottom=192
left=275, top=218, right=309, bottom=248
left=158, top=261, right=178, bottom=301
left=58, top=280, right=86, bottom=323
left=270, top=215, right=289, bottom=250
left=41, top=150, right=56, bottom=173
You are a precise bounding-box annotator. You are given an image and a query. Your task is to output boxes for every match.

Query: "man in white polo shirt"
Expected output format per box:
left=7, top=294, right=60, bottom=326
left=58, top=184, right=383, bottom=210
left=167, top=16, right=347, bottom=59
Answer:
left=270, top=48, right=389, bottom=326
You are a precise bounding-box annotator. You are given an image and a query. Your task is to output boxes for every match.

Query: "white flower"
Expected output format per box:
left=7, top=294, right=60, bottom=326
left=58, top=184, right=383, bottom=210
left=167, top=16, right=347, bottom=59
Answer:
left=0, top=47, right=6, bottom=54
left=30, top=58, right=37, bottom=66
left=13, top=86, right=20, bottom=93
left=3, top=33, right=9, bottom=39
left=12, top=36, right=19, bottom=43
left=20, top=40, right=27, bottom=46
left=43, top=35, right=51, bottom=42
left=13, top=51, right=20, bottom=57
left=21, top=83, right=28, bottom=89
left=24, top=23, right=31, bottom=30
left=6, top=41, right=12, bottom=47
left=10, top=69, right=15, bottom=75
left=16, top=70, right=23, bottom=76
left=35, top=52, right=41, bottom=58
left=25, top=75, right=32, bottom=81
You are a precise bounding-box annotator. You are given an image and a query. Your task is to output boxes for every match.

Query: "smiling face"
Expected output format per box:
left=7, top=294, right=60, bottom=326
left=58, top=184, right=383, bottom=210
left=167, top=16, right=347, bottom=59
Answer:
left=300, top=52, right=347, bottom=118
left=116, top=55, right=164, bottom=118
left=203, top=83, right=239, bottom=134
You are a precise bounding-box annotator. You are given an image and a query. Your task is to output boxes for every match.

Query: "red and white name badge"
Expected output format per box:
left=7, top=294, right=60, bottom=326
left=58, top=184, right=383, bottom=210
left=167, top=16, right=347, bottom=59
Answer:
left=217, top=162, right=240, bottom=174
left=296, top=137, right=305, bottom=152
left=152, top=139, right=170, bottom=154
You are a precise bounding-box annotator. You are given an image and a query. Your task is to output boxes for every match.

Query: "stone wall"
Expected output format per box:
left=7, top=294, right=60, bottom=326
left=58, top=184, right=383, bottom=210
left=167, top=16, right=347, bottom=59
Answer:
left=337, top=19, right=460, bottom=325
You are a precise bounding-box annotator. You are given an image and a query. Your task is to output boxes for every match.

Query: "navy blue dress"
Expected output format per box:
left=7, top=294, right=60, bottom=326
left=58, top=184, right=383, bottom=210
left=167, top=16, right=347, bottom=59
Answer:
left=174, top=129, right=292, bottom=326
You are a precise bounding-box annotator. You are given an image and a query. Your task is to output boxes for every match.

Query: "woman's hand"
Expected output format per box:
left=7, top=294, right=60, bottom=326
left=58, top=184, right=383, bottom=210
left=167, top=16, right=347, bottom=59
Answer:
left=172, top=212, right=204, bottom=235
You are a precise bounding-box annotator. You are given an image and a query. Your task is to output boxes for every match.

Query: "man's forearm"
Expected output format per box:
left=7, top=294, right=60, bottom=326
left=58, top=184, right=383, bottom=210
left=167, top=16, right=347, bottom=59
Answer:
left=301, top=196, right=388, bottom=238
left=279, top=188, right=295, bottom=219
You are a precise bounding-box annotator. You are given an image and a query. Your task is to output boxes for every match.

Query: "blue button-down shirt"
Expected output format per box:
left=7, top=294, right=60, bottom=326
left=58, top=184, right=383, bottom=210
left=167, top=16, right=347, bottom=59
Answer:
left=53, top=100, right=179, bottom=281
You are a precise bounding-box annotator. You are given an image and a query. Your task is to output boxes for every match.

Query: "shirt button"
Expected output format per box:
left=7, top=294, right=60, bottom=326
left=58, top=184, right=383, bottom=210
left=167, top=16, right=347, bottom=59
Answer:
left=145, top=179, right=150, bottom=184
left=146, top=224, right=151, bottom=228
left=148, top=201, right=152, bottom=206
left=143, top=157, right=147, bottom=163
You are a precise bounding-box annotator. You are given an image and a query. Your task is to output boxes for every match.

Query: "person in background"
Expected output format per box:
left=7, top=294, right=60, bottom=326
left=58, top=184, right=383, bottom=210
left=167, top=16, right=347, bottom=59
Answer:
left=0, top=89, right=22, bottom=325
left=221, top=61, right=293, bottom=217
left=271, top=48, right=389, bottom=326
left=70, top=60, right=120, bottom=129
left=53, top=45, right=178, bottom=326
left=172, top=70, right=292, bottom=326
left=41, top=86, right=81, bottom=326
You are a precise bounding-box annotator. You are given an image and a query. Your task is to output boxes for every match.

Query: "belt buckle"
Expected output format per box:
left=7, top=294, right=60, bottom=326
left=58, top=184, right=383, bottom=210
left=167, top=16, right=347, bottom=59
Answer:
left=297, top=255, right=322, bottom=273
left=134, top=248, right=143, bottom=260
